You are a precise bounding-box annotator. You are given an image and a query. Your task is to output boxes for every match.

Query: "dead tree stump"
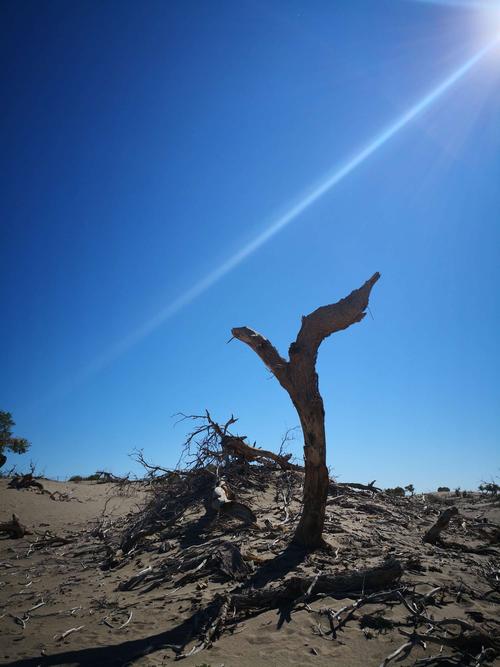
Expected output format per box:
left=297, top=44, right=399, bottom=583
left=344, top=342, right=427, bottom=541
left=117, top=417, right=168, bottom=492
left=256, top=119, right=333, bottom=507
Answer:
left=423, top=506, right=459, bottom=544
left=232, top=273, right=380, bottom=548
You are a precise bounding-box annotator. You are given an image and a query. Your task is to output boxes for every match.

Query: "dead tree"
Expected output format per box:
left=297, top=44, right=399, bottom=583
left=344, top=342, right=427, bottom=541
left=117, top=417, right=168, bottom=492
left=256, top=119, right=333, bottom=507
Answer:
left=423, top=506, right=459, bottom=544
left=232, top=272, right=380, bottom=548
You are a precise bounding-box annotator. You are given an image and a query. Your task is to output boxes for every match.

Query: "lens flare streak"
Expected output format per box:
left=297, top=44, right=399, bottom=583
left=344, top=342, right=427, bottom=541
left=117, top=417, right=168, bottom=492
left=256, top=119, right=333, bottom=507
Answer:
left=49, top=37, right=500, bottom=398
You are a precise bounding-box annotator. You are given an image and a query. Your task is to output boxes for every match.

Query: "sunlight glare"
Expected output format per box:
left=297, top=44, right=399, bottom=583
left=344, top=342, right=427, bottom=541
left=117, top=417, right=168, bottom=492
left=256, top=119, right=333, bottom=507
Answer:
left=34, top=36, right=500, bottom=407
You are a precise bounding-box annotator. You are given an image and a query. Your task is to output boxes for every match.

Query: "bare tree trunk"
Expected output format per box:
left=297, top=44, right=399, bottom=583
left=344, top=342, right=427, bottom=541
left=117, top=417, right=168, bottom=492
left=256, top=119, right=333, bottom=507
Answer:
left=232, top=272, right=380, bottom=549
left=423, top=506, right=459, bottom=544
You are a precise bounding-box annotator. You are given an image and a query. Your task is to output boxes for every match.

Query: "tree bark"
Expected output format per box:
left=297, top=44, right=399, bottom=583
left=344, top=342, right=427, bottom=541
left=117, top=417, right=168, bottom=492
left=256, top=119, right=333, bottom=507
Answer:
left=232, top=272, right=380, bottom=548
left=220, top=434, right=303, bottom=470
left=423, top=506, right=459, bottom=544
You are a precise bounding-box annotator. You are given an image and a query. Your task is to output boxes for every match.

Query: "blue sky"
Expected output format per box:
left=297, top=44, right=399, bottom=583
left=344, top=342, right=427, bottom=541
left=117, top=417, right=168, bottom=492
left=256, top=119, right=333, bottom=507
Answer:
left=1, top=0, right=499, bottom=490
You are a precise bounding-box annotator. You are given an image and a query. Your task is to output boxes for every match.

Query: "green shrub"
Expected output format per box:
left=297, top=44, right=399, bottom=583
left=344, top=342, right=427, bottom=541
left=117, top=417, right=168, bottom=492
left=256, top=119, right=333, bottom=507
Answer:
left=0, top=411, right=30, bottom=468
left=69, top=473, right=101, bottom=482
left=386, top=486, right=405, bottom=497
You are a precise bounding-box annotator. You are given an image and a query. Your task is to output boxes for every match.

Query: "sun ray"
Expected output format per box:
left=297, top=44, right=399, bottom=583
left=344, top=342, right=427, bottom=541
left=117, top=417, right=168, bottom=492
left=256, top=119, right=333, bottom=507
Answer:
left=406, top=0, right=500, bottom=10
left=36, top=36, right=500, bottom=406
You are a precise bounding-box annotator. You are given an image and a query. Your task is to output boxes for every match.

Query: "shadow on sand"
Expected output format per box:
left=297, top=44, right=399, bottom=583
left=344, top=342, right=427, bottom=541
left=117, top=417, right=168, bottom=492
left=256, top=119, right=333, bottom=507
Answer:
left=5, top=544, right=308, bottom=666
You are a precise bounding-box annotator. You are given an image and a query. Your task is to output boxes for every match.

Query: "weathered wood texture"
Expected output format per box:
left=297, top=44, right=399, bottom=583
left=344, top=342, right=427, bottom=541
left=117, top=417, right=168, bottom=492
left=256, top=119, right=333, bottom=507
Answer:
left=232, top=272, right=380, bottom=548
left=221, top=435, right=303, bottom=471
left=423, top=506, right=459, bottom=544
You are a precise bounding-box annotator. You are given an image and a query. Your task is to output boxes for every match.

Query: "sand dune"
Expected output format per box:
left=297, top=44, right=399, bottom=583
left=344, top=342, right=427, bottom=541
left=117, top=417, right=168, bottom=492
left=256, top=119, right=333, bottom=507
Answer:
left=1, top=474, right=499, bottom=666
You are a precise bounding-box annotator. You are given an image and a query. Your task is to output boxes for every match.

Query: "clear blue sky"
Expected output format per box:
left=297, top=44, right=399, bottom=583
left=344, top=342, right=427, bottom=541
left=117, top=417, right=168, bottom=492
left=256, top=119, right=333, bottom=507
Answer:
left=1, top=0, right=499, bottom=491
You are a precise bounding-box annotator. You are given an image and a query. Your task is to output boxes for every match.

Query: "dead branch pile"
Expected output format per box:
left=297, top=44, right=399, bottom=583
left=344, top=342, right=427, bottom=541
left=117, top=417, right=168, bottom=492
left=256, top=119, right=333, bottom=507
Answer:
left=116, top=414, right=299, bottom=558
left=174, top=411, right=302, bottom=471
left=8, top=473, right=44, bottom=491
left=87, top=414, right=500, bottom=665
left=118, top=468, right=214, bottom=554
left=176, top=558, right=404, bottom=658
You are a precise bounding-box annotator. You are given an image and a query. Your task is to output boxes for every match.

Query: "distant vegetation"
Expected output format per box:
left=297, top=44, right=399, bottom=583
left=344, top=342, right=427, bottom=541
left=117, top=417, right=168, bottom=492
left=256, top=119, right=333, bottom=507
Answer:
left=0, top=410, right=30, bottom=469
left=68, top=474, right=101, bottom=482
left=479, top=481, right=499, bottom=496
left=385, top=486, right=405, bottom=497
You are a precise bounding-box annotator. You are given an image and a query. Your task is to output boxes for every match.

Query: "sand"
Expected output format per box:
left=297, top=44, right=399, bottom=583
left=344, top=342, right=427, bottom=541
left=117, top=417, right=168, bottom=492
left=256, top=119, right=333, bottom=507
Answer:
left=1, top=474, right=499, bottom=667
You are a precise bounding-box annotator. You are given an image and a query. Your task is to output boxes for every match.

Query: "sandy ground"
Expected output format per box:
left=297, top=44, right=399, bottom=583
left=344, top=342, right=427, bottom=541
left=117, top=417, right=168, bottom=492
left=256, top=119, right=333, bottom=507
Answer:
left=1, top=476, right=499, bottom=667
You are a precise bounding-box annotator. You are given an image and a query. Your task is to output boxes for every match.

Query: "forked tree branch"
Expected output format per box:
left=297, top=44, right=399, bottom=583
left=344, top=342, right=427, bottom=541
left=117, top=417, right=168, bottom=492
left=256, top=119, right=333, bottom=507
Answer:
left=232, top=272, right=380, bottom=378
left=231, top=272, right=380, bottom=548
left=230, top=327, right=290, bottom=389
left=293, top=271, right=380, bottom=359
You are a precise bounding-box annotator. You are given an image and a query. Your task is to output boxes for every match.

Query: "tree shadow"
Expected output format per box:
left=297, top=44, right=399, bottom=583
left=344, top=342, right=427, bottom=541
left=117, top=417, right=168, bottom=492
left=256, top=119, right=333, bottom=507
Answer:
left=245, top=541, right=307, bottom=589
left=5, top=544, right=308, bottom=666
left=3, top=614, right=200, bottom=666
left=177, top=511, right=215, bottom=549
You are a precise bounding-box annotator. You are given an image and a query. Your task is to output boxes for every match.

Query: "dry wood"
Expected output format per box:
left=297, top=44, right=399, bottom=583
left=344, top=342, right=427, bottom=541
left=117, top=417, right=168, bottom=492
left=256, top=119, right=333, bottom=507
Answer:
left=423, top=506, right=459, bottom=544
left=210, top=479, right=257, bottom=525
left=335, top=480, right=382, bottom=493
left=399, top=627, right=500, bottom=653
left=379, top=640, right=414, bottom=667
left=28, top=534, right=74, bottom=550
left=177, top=559, right=401, bottom=657
left=220, top=434, right=303, bottom=471
left=318, top=588, right=404, bottom=639
left=8, top=474, right=44, bottom=491
left=118, top=565, right=153, bottom=591
left=232, top=272, right=380, bottom=548
left=0, top=513, right=31, bottom=538
left=181, top=594, right=230, bottom=657
left=228, top=558, right=402, bottom=614
left=55, top=625, right=85, bottom=641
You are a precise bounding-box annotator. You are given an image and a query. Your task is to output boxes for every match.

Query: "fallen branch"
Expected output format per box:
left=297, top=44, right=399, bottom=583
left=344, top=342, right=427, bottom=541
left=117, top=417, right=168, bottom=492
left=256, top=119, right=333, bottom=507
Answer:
left=55, top=625, right=85, bottom=641
left=8, top=474, right=44, bottom=492
left=379, top=639, right=415, bottom=667
left=423, top=506, right=459, bottom=544
left=221, top=435, right=303, bottom=471
left=335, top=480, right=382, bottom=493
left=118, top=566, right=153, bottom=591
left=178, top=559, right=402, bottom=657
left=28, top=534, right=75, bottom=551
left=399, top=626, right=500, bottom=653
left=116, top=611, right=133, bottom=629
left=318, top=588, right=405, bottom=639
